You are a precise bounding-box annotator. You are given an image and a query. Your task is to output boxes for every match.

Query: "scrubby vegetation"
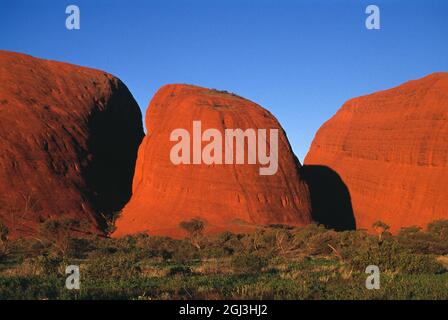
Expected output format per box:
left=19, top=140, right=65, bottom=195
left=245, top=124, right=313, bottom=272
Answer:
left=0, top=219, right=447, bottom=300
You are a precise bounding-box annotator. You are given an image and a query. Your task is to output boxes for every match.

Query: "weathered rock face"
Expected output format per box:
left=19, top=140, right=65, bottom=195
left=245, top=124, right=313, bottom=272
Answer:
left=0, top=51, right=144, bottom=236
left=114, top=84, right=312, bottom=237
left=305, top=73, right=448, bottom=231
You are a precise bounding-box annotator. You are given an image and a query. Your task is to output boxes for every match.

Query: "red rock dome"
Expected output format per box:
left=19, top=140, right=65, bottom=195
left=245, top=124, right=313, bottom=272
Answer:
left=305, top=73, right=448, bottom=231
left=0, top=51, right=144, bottom=236
left=114, top=84, right=312, bottom=237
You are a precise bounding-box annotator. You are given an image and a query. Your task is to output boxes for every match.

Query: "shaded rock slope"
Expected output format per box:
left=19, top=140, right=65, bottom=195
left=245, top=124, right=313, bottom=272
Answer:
left=0, top=51, right=144, bottom=236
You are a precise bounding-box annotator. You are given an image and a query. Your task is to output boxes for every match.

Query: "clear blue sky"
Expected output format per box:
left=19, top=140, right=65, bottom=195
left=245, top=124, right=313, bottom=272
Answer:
left=1, top=0, right=447, bottom=161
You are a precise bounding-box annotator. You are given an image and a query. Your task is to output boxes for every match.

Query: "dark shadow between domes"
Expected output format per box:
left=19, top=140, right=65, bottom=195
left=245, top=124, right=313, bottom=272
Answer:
left=301, top=165, right=356, bottom=231
left=83, top=81, right=144, bottom=229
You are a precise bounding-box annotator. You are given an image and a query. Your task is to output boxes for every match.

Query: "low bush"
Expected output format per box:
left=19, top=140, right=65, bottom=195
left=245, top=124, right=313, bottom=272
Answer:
left=231, top=253, right=268, bottom=274
left=347, top=238, right=445, bottom=275
left=0, top=219, right=447, bottom=299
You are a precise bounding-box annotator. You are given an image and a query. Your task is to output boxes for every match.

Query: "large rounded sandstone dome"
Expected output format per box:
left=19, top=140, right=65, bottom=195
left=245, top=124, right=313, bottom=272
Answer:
left=114, top=84, right=312, bottom=237
left=305, top=73, right=448, bottom=231
left=0, top=51, right=144, bottom=236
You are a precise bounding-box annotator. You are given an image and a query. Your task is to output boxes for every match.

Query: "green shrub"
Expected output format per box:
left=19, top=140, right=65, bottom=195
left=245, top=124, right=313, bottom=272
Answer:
left=348, top=238, right=445, bottom=275
left=400, top=254, right=445, bottom=275
left=21, top=254, right=63, bottom=276
left=397, top=226, right=448, bottom=255
left=170, top=240, right=199, bottom=263
left=427, top=220, right=448, bottom=239
left=85, top=252, right=142, bottom=280
left=168, top=265, right=192, bottom=276
left=179, top=219, right=205, bottom=249
left=39, top=218, right=81, bottom=257
left=332, top=230, right=372, bottom=260
left=231, top=253, right=268, bottom=274
left=306, top=231, right=339, bottom=256
left=291, top=223, right=328, bottom=252
left=1, top=219, right=447, bottom=300
left=65, top=238, right=94, bottom=259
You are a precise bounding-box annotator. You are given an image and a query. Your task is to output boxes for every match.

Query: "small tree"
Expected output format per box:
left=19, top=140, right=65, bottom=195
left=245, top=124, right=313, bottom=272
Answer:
left=99, top=211, right=121, bottom=237
left=39, top=218, right=80, bottom=257
left=372, top=220, right=390, bottom=241
left=179, top=218, right=204, bottom=249
left=7, top=193, right=40, bottom=234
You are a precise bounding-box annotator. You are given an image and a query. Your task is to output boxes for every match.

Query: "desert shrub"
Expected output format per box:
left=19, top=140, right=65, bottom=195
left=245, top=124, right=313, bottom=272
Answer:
left=199, top=241, right=231, bottom=258
left=306, top=231, right=339, bottom=256
left=248, top=229, right=295, bottom=256
left=268, top=224, right=295, bottom=230
left=222, top=233, right=247, bottom=255
left=168, top=265, right=192, bottom=276
left=131, top=235, right=199, bottom=262
left=5, top=238, right=48, bottom=262
left=197, top=232, right=234, bottom=258
left=20, top=254, right=63, bottom=276
left=85, top=252, right=142, bottom=279
left=427, top=220, right=448, bottom=239
left=347, top=237, right=445, bottom=275
left=39, top=218, right=81, bottom=257
left=65, top=238, right=94, bottom=259
left=219, top=231, right=233, bottom=242
left=92, top=246, right=118, bottom=256
left=198, top=232, right=246, bottom=257
left=372, top=220, right=390, bottom=233
left=180, top=219, right=204, bottom=235
left=332, top=230, right=373, bottom=260
left=254, top=229, right=277, bottom=249
left=170, top=240, right=200, bottom=263
left=103, top=234, right=197, bottom=262
left=1, top=218, right=448, bottom=300
left=99, top=210, right=121, bottom=237
left=400, top=254, right=445, bottom=275
left=194, top=258, right=228, bottom=275
left=396, top=226, right=448, bottom=255
left=231, top=253, right=268, bottom=274
left=87, top=242, right=119, bottom=259
left=110, top=232, right=150, bottom=253
left=370, top=221, right=392, bottom=243
left=291, top=224, right=328, bottom=251
left=179, top=219, right=204, bottom=249
left=286, top=224, right=346, bottom=257
left=348, top=237, right=399, bottom=272
left=0, top=276, right=62, bottom=300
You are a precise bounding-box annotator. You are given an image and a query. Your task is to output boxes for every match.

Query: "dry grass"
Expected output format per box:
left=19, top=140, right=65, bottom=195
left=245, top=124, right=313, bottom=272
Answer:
left=436, top=255, right=448, bottom=269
